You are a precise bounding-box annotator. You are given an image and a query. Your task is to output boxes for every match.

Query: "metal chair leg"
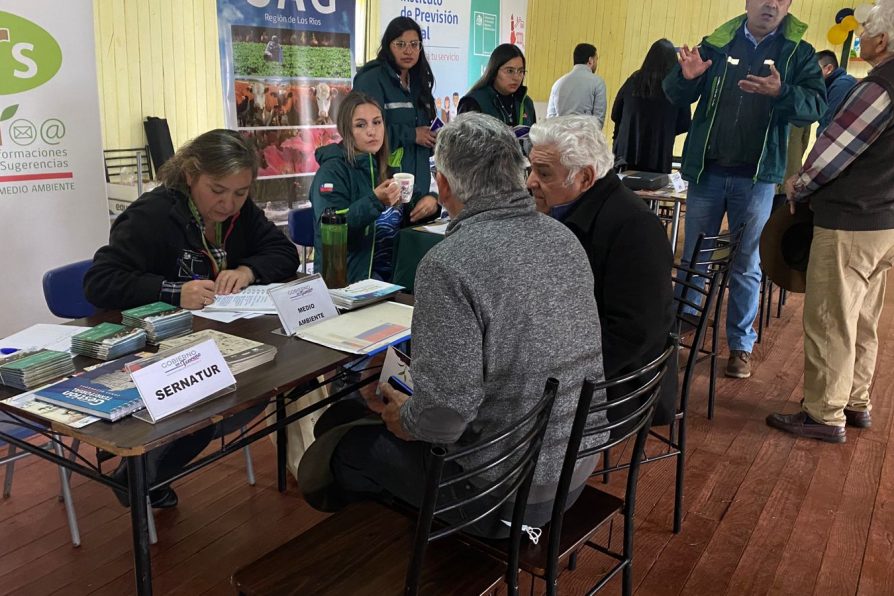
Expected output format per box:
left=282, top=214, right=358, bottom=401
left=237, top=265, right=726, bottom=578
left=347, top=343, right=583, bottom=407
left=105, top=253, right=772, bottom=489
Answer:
left=601, top=447, right=611, bottom=484
left=757, top=275, right=766, bottom=344
left=3, top=444, right=16, bottom=498
left=147, top=498, right=158, bottom=545
left=241, top=426, right=256, bottom=486
left=52, top=435, right=80, bottom=547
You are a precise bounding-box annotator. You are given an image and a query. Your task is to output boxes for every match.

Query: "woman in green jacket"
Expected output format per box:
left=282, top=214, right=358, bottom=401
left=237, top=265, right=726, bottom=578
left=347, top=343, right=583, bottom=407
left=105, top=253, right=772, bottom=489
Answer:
left=353, top=17, right=438, bottom=199
left=458, top=43, right=536, bottom=127
left=310, top=92, right=439, bottom=284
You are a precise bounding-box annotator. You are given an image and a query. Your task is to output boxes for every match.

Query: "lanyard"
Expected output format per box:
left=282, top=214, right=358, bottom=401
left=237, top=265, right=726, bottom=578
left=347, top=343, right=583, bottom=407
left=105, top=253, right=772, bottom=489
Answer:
left=187, top=198, right=227, bottom=277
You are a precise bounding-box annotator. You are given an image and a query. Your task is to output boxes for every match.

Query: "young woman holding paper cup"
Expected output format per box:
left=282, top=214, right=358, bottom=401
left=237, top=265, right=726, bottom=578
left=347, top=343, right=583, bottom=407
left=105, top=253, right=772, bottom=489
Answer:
left=353, top=16, right=440, bottom=200
left=311, top=92, right=438, bottom=284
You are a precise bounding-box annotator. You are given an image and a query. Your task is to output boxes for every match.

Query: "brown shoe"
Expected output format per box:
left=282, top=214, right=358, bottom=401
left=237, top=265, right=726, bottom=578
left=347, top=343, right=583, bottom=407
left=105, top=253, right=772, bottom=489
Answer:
left=766, top=411, right=846, bottom=443
left=725, top=350, right=752, bottom=378
left=844, top=408, right=871, bottom=428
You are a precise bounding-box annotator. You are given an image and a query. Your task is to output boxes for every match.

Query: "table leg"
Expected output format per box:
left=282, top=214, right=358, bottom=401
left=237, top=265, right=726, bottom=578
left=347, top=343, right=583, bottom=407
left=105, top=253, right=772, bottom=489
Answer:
left=276, top=393, right=287, bottom=493
left=670, top=201, right=682, bottom=255
left=126, top=455, right=153, bottom=596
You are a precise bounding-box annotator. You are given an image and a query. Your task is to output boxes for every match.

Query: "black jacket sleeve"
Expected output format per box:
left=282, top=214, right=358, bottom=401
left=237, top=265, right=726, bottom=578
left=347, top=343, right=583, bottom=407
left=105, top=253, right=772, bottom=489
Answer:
left=83, top=201, right=171, bottom=310
left=600, top=210, right=675, bottom=379
left=232, top=199, right=300, bottom=283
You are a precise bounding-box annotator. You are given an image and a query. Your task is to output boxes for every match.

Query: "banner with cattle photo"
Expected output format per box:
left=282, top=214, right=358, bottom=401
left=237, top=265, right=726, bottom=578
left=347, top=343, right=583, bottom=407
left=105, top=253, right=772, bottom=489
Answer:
left=217, top=0, right=355, bottom=216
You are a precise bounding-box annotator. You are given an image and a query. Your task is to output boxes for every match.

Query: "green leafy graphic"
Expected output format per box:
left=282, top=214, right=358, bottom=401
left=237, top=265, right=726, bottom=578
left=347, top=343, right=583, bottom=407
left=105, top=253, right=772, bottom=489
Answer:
left=233, top=43, right=351, bottom=79
left=1, top=104, right=19, bottom=122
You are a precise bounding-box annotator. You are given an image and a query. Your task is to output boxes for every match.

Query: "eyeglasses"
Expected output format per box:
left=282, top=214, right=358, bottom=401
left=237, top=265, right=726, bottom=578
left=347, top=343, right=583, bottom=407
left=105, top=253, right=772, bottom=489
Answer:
left=500, top=67, right=527, bottom=77
left=392, top=40, right=422, bottom=51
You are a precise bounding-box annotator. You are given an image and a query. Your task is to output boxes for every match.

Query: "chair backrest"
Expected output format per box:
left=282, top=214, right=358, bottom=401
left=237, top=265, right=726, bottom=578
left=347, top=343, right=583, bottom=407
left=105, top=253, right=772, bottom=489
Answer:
left=144, top=116, right=176, bottom=172
left=103, top=146, right=153, bottom=183
left=671, top=263, right=720, bottom=413
left=42, top=259, right=95, bottom=319
left=688, top=225, right=745, bottom=279
left=288, top=208, right=315, bottom=247
left=405, top=378, right=560, bottom=596
left=544, top=340, right=675, bottom=586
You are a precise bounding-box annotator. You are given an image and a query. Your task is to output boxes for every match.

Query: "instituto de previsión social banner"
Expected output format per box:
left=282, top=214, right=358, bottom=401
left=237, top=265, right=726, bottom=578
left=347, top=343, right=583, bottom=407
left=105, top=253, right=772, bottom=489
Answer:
left=0, top=1, right=109, bottom=336
left=217, top=0, right=356, bottom=213
left=378, top=0, right=527, bottom=125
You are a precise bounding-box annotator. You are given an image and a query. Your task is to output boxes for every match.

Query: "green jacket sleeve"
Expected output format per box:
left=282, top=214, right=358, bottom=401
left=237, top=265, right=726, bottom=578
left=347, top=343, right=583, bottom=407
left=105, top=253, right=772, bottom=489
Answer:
left=773, top=47, right=827, bottom=127
left=310, top=162, right=385, bottom=235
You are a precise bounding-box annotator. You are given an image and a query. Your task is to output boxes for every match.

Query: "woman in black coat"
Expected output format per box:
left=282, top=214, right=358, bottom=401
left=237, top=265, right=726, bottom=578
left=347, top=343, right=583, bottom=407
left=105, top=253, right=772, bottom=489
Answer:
left=611, top=39, right=691, bottom=174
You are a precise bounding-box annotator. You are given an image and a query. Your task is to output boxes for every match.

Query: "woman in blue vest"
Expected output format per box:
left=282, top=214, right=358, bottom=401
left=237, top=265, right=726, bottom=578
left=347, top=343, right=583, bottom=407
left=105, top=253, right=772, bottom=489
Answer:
left=353, top=17, right=440, bottom=203
left=458, top=43, right=536, bottom=127
left=310, top=92, right=438, bottom=283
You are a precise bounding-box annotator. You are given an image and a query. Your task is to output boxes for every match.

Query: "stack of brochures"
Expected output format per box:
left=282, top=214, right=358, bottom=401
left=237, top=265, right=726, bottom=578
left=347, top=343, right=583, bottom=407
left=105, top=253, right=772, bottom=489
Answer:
left=158, top=329, right=277, bottom=375
left=32, top=353, right=146, bottom=421
left=122, top=302, right=193, bottom=343
left=0, top=349, right=76, bottom=390
left=70, top=322, right=147, bottom=360
left=329, top=279, right=404, bottom=310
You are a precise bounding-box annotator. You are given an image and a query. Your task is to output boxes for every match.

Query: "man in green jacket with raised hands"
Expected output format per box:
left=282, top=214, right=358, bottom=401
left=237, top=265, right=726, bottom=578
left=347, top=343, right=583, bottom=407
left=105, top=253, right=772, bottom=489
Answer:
left=663, top=0, right=826, bottom=379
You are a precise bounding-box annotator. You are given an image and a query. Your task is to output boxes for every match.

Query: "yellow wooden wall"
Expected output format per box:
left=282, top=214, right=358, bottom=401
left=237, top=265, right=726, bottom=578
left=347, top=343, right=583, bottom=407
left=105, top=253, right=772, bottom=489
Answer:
left=93, top=0, right=869, bottom=151
left=526, top=0, right=868, bottom=142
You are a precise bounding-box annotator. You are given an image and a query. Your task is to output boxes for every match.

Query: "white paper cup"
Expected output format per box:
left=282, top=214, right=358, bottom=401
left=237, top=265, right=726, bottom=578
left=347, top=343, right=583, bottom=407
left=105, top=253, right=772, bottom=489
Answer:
left=393, top=173, right=415, bottom=203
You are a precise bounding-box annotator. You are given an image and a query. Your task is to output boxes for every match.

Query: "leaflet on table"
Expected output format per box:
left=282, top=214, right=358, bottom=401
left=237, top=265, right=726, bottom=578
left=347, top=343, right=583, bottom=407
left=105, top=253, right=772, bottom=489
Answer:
left=269, top=275, right=339, bottom=336
left=31, top=353, right=147, bottom=422
left=418, top=221, right=449, bottom=235
left=0, top=324, right=91, bottom=354
left=203, top=283, right=283, bottom=314
left=376, top=346, right=413, bottom=397
left=328, top=279, right=404, bottom=309
left=1, top=393, right=101, bottom=428
left=295, top=301, right=413, bottom=355
left=126, top=338, right=236, bottom=424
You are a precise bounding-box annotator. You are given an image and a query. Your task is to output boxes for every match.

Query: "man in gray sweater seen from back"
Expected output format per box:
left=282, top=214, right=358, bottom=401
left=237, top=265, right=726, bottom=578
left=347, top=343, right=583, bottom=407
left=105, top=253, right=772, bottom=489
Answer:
left=328, top=113, right=607, bottom=538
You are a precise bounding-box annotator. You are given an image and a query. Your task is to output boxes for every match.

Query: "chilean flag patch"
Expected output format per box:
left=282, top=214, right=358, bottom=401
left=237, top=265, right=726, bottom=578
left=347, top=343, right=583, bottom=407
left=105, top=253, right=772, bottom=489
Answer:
left=320, top=183, right=334, bottom=193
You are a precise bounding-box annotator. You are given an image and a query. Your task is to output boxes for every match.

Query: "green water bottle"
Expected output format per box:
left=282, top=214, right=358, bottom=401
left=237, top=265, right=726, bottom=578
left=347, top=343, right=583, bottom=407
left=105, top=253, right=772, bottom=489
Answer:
left=320, top=208, right=348, bottom=288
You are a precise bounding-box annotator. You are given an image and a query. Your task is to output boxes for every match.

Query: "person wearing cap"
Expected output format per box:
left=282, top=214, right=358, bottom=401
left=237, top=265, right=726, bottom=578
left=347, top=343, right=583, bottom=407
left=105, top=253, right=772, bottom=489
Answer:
left=663, top=0, right=826, bottom=380
left=767, top=0, right=894, bottom=443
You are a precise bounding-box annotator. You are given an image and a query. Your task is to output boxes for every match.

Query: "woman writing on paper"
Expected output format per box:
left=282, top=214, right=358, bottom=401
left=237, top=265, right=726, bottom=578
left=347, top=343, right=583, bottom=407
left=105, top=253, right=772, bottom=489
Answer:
left=353, top=16, right=441, bottom=200
left=84, top=129, right=299, bottom=310
left=458, top=43, right=536, bottom=127
left=310, top=91, right=439, bottom=284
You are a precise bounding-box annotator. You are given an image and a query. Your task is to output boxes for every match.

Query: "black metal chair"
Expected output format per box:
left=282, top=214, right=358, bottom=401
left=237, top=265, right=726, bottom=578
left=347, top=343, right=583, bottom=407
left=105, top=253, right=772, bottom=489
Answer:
left=600, top=263, right=721, bottom=537
left=470, top=342, right=675, bottom=596
left=103, top=146, right=153, bottom=183
left=679, top=226, right=745, bottom=419
left=231, top=379, right=560, bottom=596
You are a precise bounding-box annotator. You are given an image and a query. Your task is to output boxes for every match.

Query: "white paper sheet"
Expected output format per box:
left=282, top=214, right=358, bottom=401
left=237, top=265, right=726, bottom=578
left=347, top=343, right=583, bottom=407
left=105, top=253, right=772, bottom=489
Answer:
left=0, top=324, right=91, bottom=354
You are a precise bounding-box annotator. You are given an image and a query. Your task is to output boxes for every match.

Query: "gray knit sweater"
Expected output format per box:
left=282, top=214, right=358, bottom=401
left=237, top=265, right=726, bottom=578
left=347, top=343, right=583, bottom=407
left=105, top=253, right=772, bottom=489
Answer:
left=400, top=190, right=607, bottom=506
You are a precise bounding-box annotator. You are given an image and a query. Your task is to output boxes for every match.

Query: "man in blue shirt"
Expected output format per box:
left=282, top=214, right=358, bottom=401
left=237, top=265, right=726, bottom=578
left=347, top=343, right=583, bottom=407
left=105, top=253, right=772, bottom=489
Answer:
left=816, top=49, right=858, bottom=135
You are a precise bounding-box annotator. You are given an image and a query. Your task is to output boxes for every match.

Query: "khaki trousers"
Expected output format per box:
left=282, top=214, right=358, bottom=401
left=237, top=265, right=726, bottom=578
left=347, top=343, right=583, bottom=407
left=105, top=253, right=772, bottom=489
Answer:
left=803, top=226, right=894, bottom=426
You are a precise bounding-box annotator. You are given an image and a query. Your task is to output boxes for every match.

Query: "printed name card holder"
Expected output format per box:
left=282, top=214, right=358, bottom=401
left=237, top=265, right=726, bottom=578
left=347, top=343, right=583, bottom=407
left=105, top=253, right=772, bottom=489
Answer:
left=268, top=274, right=339, bottom=336
left=126, top=339, right=237, bottom=424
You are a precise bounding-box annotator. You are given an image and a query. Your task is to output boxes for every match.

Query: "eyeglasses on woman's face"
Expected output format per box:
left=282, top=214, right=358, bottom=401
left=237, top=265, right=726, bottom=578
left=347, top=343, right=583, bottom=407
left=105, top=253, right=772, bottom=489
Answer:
left=392, top=40, right=422, bottom=51
left=500, top=67, right=527, bottom=77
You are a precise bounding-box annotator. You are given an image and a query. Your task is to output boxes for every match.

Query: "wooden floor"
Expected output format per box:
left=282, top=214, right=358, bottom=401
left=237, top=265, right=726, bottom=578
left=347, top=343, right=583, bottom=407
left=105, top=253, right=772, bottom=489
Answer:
left=3, top=286, right=894, bottom=595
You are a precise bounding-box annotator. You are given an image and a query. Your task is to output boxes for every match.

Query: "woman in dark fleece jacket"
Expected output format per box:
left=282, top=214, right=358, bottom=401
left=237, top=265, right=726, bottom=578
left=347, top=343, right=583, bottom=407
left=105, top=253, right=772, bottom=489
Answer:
left=84, top=128, right=299, bottom=311
left=83, top=129, right=298, bottom=510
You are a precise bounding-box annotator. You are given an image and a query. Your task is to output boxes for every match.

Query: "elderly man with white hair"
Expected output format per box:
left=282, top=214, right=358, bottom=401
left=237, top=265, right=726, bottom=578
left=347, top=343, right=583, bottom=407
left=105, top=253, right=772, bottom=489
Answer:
left=317, top=113, right=606, bottom=538
left=767, top=0, right=894, bottom=443
left=527, top=115, right=676, bottom=425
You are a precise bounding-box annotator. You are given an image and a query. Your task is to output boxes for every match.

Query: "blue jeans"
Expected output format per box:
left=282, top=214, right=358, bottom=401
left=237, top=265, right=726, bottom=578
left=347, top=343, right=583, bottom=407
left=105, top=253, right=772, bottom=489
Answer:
left=681, top=172, right=775, bottom=353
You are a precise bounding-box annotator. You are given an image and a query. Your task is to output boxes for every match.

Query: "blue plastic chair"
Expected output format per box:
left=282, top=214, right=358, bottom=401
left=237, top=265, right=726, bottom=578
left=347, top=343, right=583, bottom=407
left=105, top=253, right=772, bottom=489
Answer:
left=42, top=260, right=95, bottom=319
left=288, top=208, right=315, bottom=273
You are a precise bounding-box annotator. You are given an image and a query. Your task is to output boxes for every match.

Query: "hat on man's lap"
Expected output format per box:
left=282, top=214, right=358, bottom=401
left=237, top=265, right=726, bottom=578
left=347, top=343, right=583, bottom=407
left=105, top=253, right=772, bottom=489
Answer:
left=760, top=203, right=814, bottom=293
